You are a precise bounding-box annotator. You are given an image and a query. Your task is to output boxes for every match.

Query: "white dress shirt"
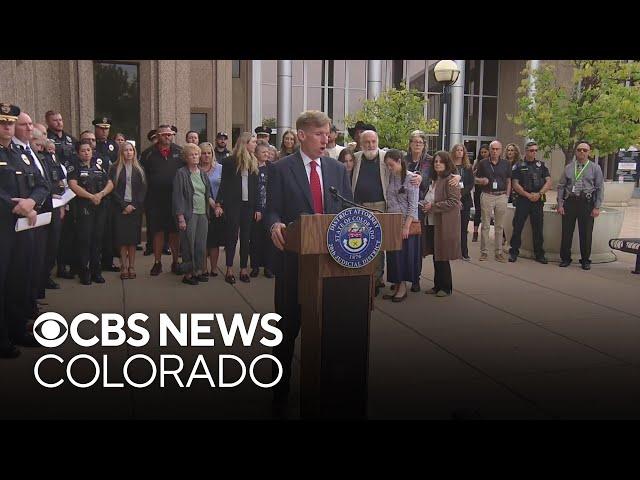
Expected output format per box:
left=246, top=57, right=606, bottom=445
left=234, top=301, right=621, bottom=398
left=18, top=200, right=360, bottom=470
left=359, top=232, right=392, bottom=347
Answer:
left=299, top=149, right=324, bottom=197
left=12, top=137, right=45, bottom=177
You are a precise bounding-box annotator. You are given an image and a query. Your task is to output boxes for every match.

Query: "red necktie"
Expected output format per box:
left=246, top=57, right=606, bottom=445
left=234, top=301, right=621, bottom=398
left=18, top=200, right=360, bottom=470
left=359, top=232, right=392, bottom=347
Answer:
left=309, top=160, right=323, bottom=214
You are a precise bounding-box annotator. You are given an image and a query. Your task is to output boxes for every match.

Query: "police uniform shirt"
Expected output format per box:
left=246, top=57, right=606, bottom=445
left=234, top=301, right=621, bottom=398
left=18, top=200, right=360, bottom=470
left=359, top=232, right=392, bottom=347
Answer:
left=512, top=159, right=550, bottom=193
left=67, top=157, right=108, bottom=200
left=214, top=148, right=230, bottom=164
left=47, top=129, right=77, bottom=164
left=0, top=143, right=49, bottom=217
left=557, top=160, right=604, bottom=209
left=95, top=138, right=119, bottom=170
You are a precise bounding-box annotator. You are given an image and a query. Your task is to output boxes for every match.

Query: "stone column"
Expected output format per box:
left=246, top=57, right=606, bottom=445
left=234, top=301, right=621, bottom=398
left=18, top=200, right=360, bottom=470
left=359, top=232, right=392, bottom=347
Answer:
left=277, top=60, right=292, bottom=147
left=367, top=60, right=382, bottom=100
left=449, top=60, right=465, bottom=148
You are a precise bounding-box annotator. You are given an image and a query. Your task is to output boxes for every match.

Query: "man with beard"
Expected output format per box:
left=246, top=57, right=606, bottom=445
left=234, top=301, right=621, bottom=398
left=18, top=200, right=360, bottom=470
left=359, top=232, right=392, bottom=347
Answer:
left=214, top=132, right=231, bottom=163
left=45, top=110, right=76, bottom=165
left=140, top=124, right=183, bottom=275
left=351, top=130, right=422, bottom=296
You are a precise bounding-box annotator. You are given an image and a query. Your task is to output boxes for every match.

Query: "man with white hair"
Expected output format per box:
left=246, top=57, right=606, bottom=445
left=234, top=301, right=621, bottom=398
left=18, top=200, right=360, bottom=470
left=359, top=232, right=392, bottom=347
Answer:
left=474, top=140, right=512, bottom=262
left=351, top=130, right=422, bottom=295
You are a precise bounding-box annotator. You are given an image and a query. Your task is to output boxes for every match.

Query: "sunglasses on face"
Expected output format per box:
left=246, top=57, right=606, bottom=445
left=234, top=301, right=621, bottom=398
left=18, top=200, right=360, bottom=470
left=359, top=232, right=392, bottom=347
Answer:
left=576, top=148, right=590, bottom=152
left=159, top=132, right=175, bottom=137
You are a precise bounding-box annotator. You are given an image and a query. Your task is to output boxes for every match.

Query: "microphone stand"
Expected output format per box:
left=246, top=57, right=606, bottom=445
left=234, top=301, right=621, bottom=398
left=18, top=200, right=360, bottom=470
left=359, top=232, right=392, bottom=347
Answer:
left=329, top=186, right=384, bottom=213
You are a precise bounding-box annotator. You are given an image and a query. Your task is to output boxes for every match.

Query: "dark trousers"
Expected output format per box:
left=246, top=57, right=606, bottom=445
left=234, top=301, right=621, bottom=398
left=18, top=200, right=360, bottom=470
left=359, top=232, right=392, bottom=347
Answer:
left=0, top=224, right=34, bottom=348
left=44, top=207, right=63, bottom=281
left=473, top=188, right=482, bottom=227
left=32, top=225, right=48, bottom=302
left=460, top=208, right=471, bottom=257
left=250, top=218, right=273, bottom=270
left=144, top=206, right=152, bottom=251
left=101, top=198, right=115, bottom=267
left=509, top=197, right=545, bottom=258
left=272, top=250, right=301, bottom=400
left=76, top=203, right=107, bottom=275
left=433, top=259, right=452, bottom=293
left=57, top=206, right=77, bottom=272
left=560, top=196, right=595, bottom=263
left=225, top=201, right=252, bottom=268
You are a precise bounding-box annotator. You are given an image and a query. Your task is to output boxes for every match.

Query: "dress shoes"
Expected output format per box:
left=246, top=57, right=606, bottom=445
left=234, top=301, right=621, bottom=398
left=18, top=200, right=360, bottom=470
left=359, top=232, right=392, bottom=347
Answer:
left=581, top=260, right=591, bottom=270
left=239, top=273, right=250, bottom=283
left=250, top=268, right=260, bottom=278
left=92, top=274, right=106, bottom=284
left=391, top=293, right=408, bottom=303
left=411, top=282, right=421, bottom=292
left=559, top=260, right=571, bottom=267
left=508, top=253, right=517, bottom=262
left=196, top=273, right=209, bottom=282
left=535, top=256, right=548, bottom=264
left=264, top=269, right=274, bottom=278
left=182, top=276, right=199, bottom=285
left=150, top=262, right=162, bottom=276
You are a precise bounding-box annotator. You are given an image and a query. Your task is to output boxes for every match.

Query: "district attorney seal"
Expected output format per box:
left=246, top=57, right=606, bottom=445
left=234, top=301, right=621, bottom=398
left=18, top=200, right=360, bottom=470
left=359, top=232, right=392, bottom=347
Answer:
left=327, top=207, right=382, bottom=269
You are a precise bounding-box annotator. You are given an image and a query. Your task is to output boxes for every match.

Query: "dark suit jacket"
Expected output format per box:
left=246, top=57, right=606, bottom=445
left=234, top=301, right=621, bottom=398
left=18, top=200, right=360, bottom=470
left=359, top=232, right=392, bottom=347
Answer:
left=265, top=151, right=353, bottom=229
left=108, top=163, right=147, bottom=211
left=216, top=155, right=260, bottom=217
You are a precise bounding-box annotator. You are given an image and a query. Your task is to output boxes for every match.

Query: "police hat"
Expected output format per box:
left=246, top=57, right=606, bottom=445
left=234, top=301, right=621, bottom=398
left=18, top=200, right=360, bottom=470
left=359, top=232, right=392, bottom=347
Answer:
left=255, top=126, right=272, bottom=136
left=348, top=120, right=376, bottom=138
left=0, top=103, right=20, bottom=123
left=147, top=129, right=157, bottom=141
left=92, top=117, right=112, bottom=128
left=216, top=132, right=228, bottom=139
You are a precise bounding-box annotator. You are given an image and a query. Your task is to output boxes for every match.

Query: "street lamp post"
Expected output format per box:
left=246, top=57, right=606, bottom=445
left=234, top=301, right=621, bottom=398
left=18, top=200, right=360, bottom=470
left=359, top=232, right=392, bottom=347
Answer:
left=434, top=60, right=461, bottom=152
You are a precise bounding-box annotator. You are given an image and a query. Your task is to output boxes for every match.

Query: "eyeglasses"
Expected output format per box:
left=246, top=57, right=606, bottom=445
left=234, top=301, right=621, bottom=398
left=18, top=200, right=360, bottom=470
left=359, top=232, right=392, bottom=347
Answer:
left=411, top=140, right=425, bottom=145
left=576, top=148, right=590, bottom=152
left=159, top=132, right=175, bottom=137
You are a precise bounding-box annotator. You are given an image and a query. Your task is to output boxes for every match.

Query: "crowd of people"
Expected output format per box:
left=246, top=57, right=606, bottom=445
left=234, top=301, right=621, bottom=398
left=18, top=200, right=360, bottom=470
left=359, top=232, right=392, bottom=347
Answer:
left=0, top=100, right=604, bottom=360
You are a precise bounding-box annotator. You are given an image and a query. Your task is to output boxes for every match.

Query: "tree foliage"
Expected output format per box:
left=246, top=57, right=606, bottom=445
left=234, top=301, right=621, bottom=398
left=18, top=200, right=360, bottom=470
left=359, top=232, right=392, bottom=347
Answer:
left=345, top=83, right=438, bottom=150
left=510, top=60, right=640, bottom=164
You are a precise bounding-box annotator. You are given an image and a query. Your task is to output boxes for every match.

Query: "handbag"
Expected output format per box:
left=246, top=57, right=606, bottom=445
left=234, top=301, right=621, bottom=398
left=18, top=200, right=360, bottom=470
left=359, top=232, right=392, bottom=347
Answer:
left=409, top=219, right=422, bottom=236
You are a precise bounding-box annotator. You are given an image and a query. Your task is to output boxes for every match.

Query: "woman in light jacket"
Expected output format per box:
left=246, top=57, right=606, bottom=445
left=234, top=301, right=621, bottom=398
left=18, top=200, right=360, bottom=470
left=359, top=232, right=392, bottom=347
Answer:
left=173, top=143, right=212, bottom=285
left=422, top=151, right=461, bottom=297
left=382, top=149, right=420, bottom=303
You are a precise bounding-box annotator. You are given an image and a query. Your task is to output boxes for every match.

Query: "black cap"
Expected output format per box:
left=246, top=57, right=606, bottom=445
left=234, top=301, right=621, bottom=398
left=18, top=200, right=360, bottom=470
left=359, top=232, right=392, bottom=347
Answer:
left=255, top=126, right=272, bottom=136
left=216, top=132, right=228, bottom=139
left=92, top=117, right=112, bottom=128
left=0, top=103, right=20, bottom=122
left=147, top=129, right=157, bottom=141
left=348, top=120, right=376, bottom=138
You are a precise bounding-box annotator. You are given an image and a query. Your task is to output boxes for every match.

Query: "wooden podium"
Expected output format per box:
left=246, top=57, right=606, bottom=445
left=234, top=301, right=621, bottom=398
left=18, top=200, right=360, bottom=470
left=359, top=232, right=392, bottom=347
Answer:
left=284, top=212, right=403, bottom=418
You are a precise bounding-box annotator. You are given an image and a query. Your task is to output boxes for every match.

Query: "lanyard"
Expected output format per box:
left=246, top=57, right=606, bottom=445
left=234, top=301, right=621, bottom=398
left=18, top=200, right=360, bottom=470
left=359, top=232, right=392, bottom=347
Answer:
left=575, top=160, right=589, bottom=181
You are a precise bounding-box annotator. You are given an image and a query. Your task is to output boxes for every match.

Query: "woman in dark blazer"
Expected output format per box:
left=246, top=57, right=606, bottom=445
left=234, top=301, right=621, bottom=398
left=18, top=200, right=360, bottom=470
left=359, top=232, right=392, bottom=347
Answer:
left=215, top=132, right=260, bottom=284
left=451, top=144, right=475, bottom=261
left=106, top=141, right=147, bottom=279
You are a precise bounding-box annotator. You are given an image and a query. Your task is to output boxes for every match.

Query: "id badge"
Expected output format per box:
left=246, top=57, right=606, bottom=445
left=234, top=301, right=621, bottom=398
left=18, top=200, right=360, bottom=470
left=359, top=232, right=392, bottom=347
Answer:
left=459, top=181, right=464, bottom=189
left=571, top=185, right=576, bottom=193
left=492, top=180, right=498, bottom=190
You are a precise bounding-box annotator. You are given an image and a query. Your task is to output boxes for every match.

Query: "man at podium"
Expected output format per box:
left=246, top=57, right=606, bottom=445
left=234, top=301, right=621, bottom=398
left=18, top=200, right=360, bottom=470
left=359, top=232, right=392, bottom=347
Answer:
left=266, top=110, right=353, bottom=414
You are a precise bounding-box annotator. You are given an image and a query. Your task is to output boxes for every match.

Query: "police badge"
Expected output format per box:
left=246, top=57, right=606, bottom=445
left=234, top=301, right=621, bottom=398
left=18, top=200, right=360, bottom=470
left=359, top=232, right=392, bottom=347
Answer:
left=108, top=144, right=114, bottom=151
left=66, top=136, right=72, bottom=143
left=96, top=158, right=103, bottom=170
left=21, top=154, right=30, bottom=165
left=536, top=161, right=541, bottom=167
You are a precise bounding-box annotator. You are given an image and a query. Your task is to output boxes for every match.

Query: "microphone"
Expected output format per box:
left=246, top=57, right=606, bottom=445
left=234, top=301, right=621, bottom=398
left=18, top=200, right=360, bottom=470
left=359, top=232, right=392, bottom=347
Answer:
left=329, top=186, right=384, bottom=213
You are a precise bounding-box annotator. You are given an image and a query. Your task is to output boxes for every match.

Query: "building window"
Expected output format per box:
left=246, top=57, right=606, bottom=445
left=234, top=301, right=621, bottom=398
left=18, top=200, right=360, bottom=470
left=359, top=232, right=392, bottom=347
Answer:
left=232, top=60, right=240, bottom=78
left=94, top=62, right=140, bottom=149
left=190, top=113, right=207, bottom=143
left=463, top=59, right=499, bottom=158
left=259, top=60, right=367, bottom=139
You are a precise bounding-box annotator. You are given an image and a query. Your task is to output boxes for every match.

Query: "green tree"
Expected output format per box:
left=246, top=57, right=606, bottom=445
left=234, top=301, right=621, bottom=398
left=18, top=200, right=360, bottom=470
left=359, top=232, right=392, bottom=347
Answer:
left=345, top=83, right=438, bottom=150
left=510, top=60, right=640, bottom=164
left=262, top=117, right=276, bottom=128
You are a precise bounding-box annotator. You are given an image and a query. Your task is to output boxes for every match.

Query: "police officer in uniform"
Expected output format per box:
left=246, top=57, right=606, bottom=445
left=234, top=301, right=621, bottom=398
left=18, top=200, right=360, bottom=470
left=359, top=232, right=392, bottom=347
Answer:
left=0, top=103, right=50, bottom=358
left=254, top=125, right=272, bottom=145
left=508, top=141, right=552, bottom=263
left=67, top=139, right=112, bottom=284
left=45, top=110, right=77, bottom=166
left=557, top=141, right=604, bottom=270
left=93, top=117, right=119, bottom=272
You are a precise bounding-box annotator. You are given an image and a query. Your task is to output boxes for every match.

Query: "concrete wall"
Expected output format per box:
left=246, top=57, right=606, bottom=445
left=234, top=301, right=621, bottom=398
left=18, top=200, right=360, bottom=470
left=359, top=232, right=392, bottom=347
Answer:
left=232, top=60, right=249, bottom=132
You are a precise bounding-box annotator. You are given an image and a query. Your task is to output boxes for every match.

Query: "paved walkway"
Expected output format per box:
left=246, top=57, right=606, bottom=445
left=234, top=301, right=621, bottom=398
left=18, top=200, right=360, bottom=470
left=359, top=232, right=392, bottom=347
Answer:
left=1, top=200, right=638, bottom=419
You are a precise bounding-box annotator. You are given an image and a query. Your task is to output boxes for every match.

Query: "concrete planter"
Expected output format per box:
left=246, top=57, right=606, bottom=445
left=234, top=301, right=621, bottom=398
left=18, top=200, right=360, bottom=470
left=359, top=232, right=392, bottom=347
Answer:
left=603, top=181, right=635, bottom=206
left=503, top=204, right=625, bottom=263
